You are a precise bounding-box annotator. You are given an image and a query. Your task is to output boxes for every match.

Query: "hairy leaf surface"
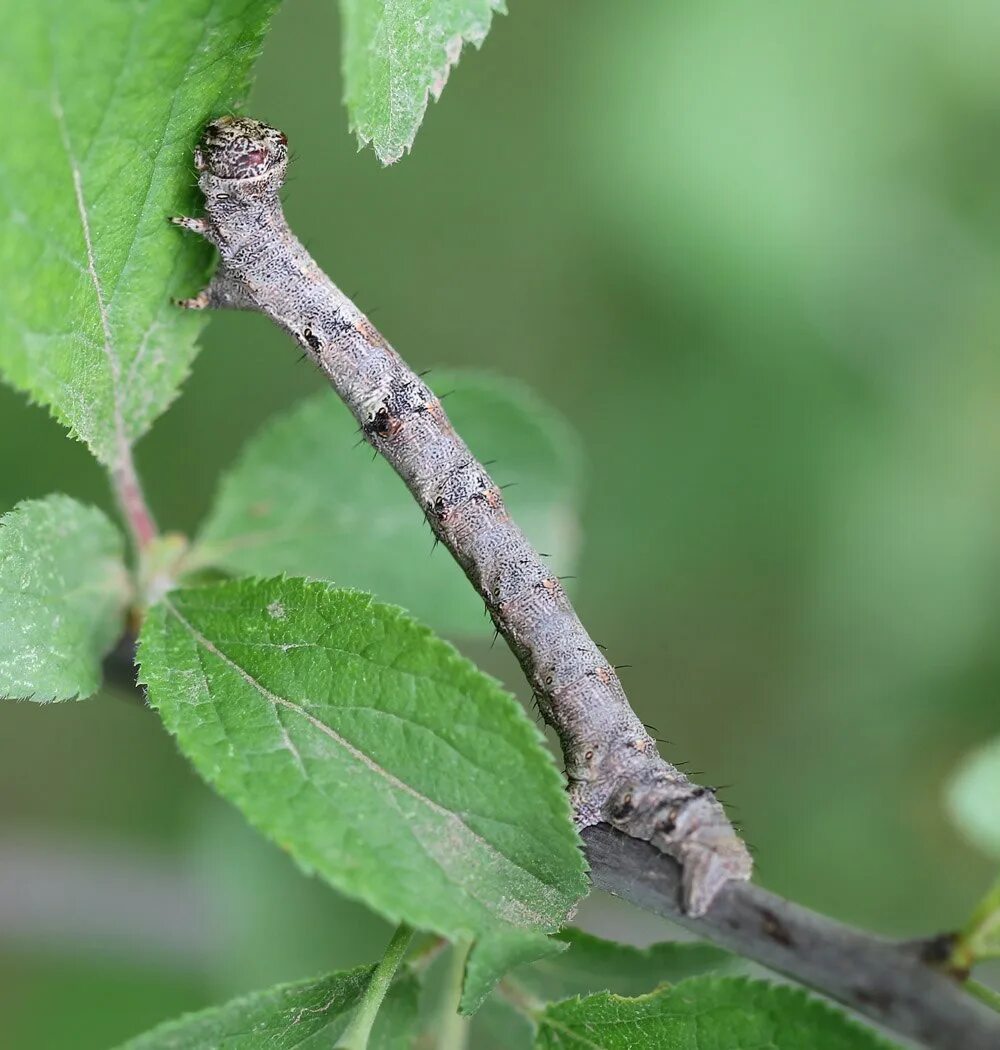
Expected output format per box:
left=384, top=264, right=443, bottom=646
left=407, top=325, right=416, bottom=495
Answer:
left=139, top=578, right=587, bottom=971
left=535, top=978, right=898, bottom=1049
left=0, top=495, right=129, bottom=700
left=340, top=0, right=506, bottom=163
left=191, top=372, right=581, bottom=637
left=114, top=966, right=418, bottom=1049
left=0, top=0, right=278, bottom=465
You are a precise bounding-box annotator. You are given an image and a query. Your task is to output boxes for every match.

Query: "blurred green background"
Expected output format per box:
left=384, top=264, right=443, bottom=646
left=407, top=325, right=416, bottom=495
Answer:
left=3, top=1, right=1000, bottom=1045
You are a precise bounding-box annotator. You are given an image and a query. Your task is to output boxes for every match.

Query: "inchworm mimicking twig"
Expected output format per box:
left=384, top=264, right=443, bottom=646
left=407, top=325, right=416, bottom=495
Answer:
left=170, top=115, right=752, bottom=916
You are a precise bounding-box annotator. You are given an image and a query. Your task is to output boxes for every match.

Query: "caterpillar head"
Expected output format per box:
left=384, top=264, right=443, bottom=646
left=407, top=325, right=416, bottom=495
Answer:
left=195, top=116, right=289, bottom=181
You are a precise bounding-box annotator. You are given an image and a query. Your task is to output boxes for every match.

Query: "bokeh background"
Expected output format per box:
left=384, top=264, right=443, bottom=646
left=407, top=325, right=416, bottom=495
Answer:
left=3, top=1, right=1000, bottom=1045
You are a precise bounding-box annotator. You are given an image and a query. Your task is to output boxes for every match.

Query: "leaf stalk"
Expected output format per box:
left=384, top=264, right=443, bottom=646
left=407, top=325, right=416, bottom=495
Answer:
left=111, top=448, right=158, bottom=554
left=335, top=923, right=414, bottom=1050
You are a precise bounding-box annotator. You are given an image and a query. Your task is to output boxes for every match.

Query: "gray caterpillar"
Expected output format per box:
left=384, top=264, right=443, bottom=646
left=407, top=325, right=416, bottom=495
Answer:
left=171, top=115, right=752, bottom=915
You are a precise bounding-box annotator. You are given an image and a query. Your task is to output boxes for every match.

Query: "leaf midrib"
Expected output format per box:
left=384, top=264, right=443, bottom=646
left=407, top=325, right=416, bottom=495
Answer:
left=46, top=0, right=219, bottom=457
left=50, top=75, right=128, bottom=467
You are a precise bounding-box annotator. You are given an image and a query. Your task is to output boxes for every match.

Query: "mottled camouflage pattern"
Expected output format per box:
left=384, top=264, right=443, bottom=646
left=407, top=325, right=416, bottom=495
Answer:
left=170, top=116, right=752, bottom=915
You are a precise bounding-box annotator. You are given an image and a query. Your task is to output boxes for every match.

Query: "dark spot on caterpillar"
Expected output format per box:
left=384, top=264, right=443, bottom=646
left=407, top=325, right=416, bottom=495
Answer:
left=303, top=327, right=321, bottom=350
left=363, top=406, right=398, bottom=438
left=659, top=808, right=678, bottom=835
left=610, top=791, right=634, bottom=821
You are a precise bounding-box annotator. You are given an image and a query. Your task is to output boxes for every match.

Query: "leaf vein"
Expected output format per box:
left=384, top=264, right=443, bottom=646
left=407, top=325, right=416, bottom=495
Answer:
left=161, top=594, right=558, bottom=926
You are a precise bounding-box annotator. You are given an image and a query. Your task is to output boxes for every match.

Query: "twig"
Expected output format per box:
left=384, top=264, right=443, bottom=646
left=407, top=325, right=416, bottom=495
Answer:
left=163, top=117, right=1000, bottom=1050
left=169, top=115, right=750, bottom=919
left=583, top=824, right=1000, bottom=1050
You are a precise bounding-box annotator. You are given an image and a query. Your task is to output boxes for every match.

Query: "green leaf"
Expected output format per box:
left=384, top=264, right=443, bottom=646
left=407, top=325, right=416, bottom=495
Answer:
left=958, top=877, right=1000, bottom=965
left=0, top=495, right=129, bottom=700
left=947, top=736, right=1000, bottom=860
left=114, top=966, right=419, bottom=1049
left=519, top=928, right=736, bottom=1002
left=0, top=0, right=279, bottom=466
left=461, top=929, right=565, bottom=1016
left=190, top=372, right=582, bottom=637
left=138, top=577, right=587, bottom=971
left=340, top=0, right=506, bottom=164
left=535, top=978, right=899, bottom=1050
left=469, top=932, right=736, bottom=1050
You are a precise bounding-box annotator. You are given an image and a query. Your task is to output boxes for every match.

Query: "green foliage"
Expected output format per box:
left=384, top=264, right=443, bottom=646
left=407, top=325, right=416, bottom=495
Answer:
left=190, top=373, right=581, bottom=637
left=1, top=2, right=988, bottom=1046
left=340, top=0, right=506, bottom=164
left=461, top=928, right=564, bottom=1015
left=0, top=495, right=128, bottom=700
left=0, top=0, right=278, bottom=466
left=114, top=966, right=419, bottom=1049
left=948, top=736, right=1000, bottom=861
left=535, top=978, right=898, bottom=1050
left=138, top=577, right=587, bottom=991
left=520, top=928, right=735, bottom=1001
left=335, top=924, right=414, bottom=1050
left=470, top=931, right=736, bottom=1050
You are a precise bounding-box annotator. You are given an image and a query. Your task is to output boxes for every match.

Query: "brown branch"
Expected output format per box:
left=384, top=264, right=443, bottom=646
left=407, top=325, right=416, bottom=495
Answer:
left=583, top=825, right=1000, bottom=1050
left=160, top=116, right=1000, bottom=1050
